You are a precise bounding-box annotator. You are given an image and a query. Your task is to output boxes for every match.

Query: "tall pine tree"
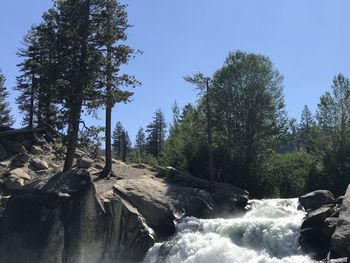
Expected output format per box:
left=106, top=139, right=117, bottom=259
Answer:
left=135, top=127, right=146, bottom=157
left=112, top=121, right=130, bottom=161
left=0, top=71, right=14, bottom=128
left=146, top=109, right=167, bottom=158
left=94, top=0, right=137, bottom=176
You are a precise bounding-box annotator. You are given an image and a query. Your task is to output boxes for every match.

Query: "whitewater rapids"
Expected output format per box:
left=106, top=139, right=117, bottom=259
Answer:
left=143, top=199, right=316, bottom=263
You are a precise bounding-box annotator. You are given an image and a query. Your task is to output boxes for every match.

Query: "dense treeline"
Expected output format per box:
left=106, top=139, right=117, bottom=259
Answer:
left=7, top=0, right=137, bottom=178
left=160, top=52, right=350, bottom=197
left=0, top=1, right=349, bottom=197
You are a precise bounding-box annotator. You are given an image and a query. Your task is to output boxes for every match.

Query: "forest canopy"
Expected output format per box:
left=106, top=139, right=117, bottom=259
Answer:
left=0, top=1, right=349, bottom=198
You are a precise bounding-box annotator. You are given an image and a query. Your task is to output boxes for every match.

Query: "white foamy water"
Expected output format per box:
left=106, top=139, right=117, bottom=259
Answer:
left=143, top=199, right=316, bottom=263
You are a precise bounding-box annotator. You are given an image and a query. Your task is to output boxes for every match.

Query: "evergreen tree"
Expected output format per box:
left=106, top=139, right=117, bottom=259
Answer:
left=94, top=0, right=137, bottom=176
left=112, top=121, right=124, bottom=159
left=135, top=127, right=146, bottom=157
left=299, top=105, right=315, bottom=152
left=53, top=0, right=107, bottom=171
left=185, top=73, right=215, bottom=188
left=120, top=130, right=131, bottom=162
left=16, top=10, right=62, bottom=129
left=112, top=121, right=131, bottom=161
left=16, top=26, right=41, bottom=127
left=316, top=73, right=350, bottom=193
left=146, top=109, right=167, bottom=158
left=0, top=71, right=14, bottom=128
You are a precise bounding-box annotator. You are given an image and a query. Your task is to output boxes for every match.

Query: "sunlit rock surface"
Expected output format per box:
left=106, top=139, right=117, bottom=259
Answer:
left=331, top=184, right=350, bottom=258
left=0, top=169, right=155, bottom=263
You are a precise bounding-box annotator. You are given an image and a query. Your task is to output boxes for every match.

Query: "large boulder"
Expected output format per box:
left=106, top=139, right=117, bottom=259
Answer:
left=4, top=177, right=25, bottom=190
left=331, top=184, right=350, bottom=258
left=113, top=176, right=214, bottom=238
left=30, top=145, right=44, bottom=155
left=299, top=190, right=335, bottom=211
left=0, top=169, right=155, bottom=263
left=77, top=157, right=94, bottom=169
left=299, top=204, right=336, bottom=259
left=163, top=166, right=249, bottom=213
left=8, top=168, right=31, bottom=180
left=11, top=153, right=31, bottom=168
left=31, top=158, right=49, bottom=170
left=301, top=204, right=335, bottom=228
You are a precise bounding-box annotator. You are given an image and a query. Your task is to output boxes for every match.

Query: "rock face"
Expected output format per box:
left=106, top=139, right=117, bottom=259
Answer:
left=30, top=145, right=44, bottom=155
left=331, top=184, right=350, bottom=258
left=4, top=176, right=25, bottom=190
left=161, top=166, right=249, bottom=215
left=299, top=188, right=350, bottom=261
left=299, top=190, right=335, bottom=211
left=111, top=166, right=249, bottom=240
left=30, top=158, right=49, bottom=170
left=114, top=177, right=214, bottom=238
left=77, top=157, right=94, bottom=169
left=298, top=190, right=339, bottom=260
left=0, top=169, right=155, bottom=263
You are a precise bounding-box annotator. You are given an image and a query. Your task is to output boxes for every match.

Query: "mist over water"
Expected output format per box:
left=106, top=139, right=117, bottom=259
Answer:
left=143, top=199, right=316, bottom=263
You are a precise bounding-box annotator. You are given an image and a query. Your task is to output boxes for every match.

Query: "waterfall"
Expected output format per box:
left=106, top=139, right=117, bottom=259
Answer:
left=143, top=199, right=316, bottom=263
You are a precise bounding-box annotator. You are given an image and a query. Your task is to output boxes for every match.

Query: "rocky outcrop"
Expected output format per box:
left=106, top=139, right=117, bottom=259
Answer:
left=299, top=188, right=349, bottom=261
left=0, top=129, right=250, bottom=263
left=30, top=158, right=49, bottom=171
left=331, top=185, right=350, bottom=258
left=158, top=166, right=249, bottom=215
left=299, top=190, right=335, bottom=211
left=114, top=177, right=214, bottom=238
left=0, top=169, right=155, bottom=263
left=77, top=157, right=94, bottom=169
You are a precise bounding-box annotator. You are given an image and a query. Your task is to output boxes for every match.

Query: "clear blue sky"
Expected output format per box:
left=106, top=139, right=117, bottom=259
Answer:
left=1, top=0, right=350, bottom=143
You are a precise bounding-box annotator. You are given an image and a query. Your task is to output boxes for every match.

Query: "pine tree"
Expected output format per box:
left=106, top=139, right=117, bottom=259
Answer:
left=185, top=73, right=215, bottom=188
left=146, top=109, right=167, bottom=158
left=112, top=121, right=131, bottom=161
left=0, top=71, right=14, bottom=128
left=112, top=121, right=124, bottom=159
left=54, top=0, right=106, bottom=171
left=299, top=105, right=315, bottom=152
left=94, top=0, right=137, bottom=176
left=16, top=10, right=61, bottom=129
left=135, top=127, right=146, bottom=157
left=120, top=130, right=131, bottom=162
left=16, top=26, right=41, bottom=127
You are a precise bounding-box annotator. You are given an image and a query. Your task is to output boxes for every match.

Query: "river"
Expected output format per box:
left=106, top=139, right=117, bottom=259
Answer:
left=143, top=198, right=316, bottom=263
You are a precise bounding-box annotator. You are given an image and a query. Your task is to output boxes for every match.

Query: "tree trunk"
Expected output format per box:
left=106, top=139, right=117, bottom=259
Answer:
left=103, top=34, right=113, bottom=174
left=63, top=104, right=81, bottom=171
left=121, top=131, right=126, bottom=162
left=206, top=79, right=215, bottom=190
left=104, top=101, right=112, bottom=173
left=29, top=73, right=35, bottom=128
left=63, top=0, right=90, bottom=172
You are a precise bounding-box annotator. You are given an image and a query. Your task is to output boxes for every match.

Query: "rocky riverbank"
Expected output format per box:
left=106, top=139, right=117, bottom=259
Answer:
left=298, top=188, right=350, bottom=262
left=0, top=129, right=249, bottom=263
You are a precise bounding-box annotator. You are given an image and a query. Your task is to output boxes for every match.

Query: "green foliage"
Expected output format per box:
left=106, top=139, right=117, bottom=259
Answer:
left=146, top=109, right=167, bottom=158
left=0, top=71, right=14, bottom=128
left=143, top=154, right=159, bottom=166
left=161, top=104, right=205, bottom=169
left=135, top=127, right=146, bottom=157
left=112, top=121, right=131, bottom=161
left=262, top=152, right=316, bottom=198
left=314, top=73, right=350, bottom=194
left=78, top=125, right=104, bottom=149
